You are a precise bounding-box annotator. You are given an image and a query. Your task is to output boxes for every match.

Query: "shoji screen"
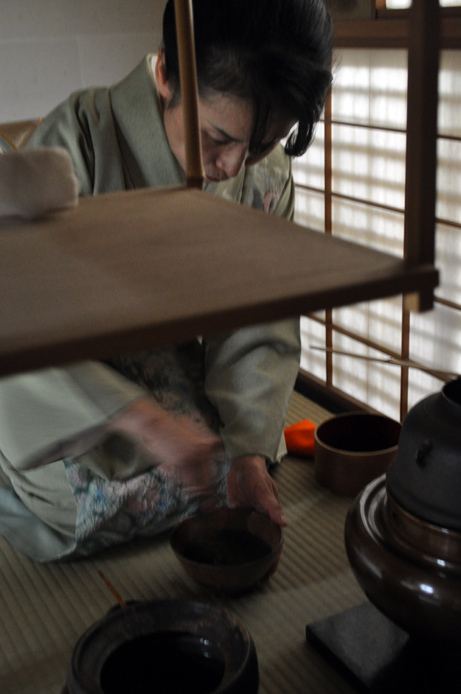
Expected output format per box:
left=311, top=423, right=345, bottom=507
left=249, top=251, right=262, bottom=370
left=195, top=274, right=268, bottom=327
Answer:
left=293, top=5, right=461, bottom=422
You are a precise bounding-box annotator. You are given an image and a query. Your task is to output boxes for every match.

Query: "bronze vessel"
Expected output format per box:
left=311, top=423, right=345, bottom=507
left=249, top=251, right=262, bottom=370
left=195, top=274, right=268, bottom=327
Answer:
left=345, top=378, right=461, bottom=640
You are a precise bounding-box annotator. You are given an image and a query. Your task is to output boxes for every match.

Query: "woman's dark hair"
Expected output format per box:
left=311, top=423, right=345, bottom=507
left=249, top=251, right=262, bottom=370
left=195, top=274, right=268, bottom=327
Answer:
left=162, top=0, right=333, bottom=157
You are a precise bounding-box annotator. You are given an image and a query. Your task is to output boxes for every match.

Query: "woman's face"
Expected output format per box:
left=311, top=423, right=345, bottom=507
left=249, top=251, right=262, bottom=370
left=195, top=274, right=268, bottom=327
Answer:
left=155, top=54, right=294, bottom=183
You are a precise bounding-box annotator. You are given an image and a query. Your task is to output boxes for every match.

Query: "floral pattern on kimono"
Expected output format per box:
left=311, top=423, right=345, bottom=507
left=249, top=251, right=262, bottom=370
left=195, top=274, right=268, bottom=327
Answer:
left=63, top=343, right=230, bottom=557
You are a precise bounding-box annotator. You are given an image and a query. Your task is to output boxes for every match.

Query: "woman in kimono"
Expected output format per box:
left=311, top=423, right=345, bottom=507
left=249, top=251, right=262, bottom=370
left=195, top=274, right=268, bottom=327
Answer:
left=0, top=0, right=333, bottom=561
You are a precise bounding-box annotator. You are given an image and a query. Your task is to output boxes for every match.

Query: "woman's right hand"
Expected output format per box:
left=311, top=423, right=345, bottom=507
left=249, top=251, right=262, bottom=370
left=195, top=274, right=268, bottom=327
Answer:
left=108, top=397, right=224, bottom=504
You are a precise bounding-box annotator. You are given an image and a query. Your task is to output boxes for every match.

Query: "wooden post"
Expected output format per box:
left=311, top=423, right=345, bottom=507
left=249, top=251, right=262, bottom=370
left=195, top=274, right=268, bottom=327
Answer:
left=403, top=0, right=440, bottom=274
left=401, top=0, right=440, bottom=412
left=324, top=91, right=334, bottom=386
left=174, top=0, right=205, bottom=188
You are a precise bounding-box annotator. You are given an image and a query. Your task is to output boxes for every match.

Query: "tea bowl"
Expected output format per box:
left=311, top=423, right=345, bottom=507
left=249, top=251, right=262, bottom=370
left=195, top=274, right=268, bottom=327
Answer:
left=314, top=411, right=401, bottom=497
left=170, top=507, right=283, bottom=594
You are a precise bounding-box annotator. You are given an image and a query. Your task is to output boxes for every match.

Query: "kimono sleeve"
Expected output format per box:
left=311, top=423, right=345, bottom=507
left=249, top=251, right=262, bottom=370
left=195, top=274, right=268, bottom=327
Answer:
left=204, top=318, right=301, bottom=462
left=204, top=155, right=301, bottom=462
left=0, top=362, right=145, bottom=470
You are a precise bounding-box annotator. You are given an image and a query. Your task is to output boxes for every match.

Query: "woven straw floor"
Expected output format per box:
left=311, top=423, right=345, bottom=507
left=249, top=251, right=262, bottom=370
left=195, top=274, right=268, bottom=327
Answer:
left=0, top=390, right=366, bottom=693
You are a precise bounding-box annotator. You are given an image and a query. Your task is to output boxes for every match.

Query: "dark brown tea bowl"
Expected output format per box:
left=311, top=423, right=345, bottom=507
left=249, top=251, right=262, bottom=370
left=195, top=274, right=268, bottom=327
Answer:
left=170, top=507, right=283, bottom=594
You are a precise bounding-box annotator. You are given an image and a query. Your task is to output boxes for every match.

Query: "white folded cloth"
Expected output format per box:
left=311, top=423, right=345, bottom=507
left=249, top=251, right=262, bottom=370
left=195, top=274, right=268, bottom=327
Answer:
left=0, top=146, right=79, bottom=219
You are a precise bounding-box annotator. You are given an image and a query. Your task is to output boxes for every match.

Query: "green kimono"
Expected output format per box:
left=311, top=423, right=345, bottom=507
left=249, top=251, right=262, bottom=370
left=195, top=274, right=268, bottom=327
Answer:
left=0, top=55, right=301, bottom=561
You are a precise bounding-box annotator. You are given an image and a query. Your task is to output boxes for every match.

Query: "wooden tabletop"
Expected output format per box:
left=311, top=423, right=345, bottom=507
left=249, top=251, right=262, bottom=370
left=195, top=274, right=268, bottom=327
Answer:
left=0, top=186, right=438, bottom=376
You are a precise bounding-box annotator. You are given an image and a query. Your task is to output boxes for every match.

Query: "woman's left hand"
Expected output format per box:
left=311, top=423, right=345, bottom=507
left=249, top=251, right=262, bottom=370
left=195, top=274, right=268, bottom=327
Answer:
left=226, top=455, right=287, bottom=527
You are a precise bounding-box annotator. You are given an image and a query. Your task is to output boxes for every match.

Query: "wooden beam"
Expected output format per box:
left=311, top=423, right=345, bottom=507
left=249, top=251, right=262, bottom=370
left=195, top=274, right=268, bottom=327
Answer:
left=333, top=13, right=459, bottom=49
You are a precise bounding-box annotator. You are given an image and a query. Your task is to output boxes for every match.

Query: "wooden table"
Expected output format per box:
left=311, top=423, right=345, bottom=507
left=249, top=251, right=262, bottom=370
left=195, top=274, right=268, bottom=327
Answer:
left=0, top=186, right=438, bottom=376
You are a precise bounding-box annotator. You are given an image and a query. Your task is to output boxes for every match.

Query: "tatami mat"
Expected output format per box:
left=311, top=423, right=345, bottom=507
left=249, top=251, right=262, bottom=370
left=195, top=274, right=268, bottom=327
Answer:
left=0, top=390, right=366, bottom=693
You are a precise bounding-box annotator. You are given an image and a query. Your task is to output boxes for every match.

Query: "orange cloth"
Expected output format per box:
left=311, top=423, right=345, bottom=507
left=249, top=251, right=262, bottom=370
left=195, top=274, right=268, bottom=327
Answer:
left=284, top=419, right=317, bottom=457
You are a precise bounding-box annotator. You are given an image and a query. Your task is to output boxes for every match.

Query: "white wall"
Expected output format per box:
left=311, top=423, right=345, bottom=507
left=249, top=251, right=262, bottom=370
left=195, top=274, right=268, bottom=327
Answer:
left=0, top=0, right=167, bottom=122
